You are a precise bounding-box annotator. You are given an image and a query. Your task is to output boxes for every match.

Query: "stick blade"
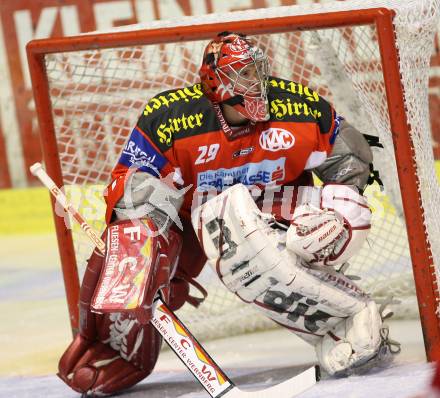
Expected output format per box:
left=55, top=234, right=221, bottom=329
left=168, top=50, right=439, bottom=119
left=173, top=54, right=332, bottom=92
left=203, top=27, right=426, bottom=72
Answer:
left=223, top=365, right=319, bottom=398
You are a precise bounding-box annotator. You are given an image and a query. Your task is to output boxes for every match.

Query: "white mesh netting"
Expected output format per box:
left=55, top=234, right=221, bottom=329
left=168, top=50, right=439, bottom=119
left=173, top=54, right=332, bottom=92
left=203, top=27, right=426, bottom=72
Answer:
left=42, top=0, right=440, bottom=340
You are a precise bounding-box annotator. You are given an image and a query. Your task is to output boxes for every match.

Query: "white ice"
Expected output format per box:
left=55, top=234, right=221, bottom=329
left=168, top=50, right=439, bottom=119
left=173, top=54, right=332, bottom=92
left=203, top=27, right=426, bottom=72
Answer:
left=0, top=234, right=434, bottom=398
left=0, top=320, right=434, bottom=398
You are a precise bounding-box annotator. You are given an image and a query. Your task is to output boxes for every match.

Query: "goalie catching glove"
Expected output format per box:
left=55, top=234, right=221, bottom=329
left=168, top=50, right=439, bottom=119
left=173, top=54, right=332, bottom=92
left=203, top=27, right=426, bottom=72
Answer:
left=287, top=184, right=371, bottom=267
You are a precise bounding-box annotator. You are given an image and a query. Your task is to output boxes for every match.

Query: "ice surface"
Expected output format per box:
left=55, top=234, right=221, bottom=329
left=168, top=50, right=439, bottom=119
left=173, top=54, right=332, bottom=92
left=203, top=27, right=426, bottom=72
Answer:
left=0, top=361, right=434, bottom=398
left=0, top=234, right=434, bottom=397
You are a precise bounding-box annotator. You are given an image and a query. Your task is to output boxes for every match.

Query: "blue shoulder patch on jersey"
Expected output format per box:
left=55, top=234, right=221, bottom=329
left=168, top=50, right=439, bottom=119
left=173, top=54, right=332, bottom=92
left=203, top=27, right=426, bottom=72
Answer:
left=118, top=128, right=168, bottom=176
left=330, top=114, right=344, bottom=145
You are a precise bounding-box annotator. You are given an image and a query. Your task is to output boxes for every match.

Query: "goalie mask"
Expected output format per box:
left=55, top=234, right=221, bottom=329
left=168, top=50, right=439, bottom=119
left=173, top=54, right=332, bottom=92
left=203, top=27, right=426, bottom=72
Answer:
left=199, top=32, right=270, bottom=122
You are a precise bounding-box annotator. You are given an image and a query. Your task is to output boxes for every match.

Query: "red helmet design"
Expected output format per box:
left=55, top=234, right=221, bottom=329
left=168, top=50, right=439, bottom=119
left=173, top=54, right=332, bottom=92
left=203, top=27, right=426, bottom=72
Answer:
left=199, top=32, right=270, bottom=122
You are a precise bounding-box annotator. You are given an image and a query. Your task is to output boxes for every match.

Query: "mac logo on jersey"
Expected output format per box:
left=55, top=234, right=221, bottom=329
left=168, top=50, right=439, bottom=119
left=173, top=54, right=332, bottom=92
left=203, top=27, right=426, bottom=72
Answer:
left=259, top=128, right=295, bottom=152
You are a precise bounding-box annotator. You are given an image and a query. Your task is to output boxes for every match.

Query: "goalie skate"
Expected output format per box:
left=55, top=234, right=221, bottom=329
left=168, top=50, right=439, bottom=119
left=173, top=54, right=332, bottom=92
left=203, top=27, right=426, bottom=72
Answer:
left=333, top=327, right=401, bottom=377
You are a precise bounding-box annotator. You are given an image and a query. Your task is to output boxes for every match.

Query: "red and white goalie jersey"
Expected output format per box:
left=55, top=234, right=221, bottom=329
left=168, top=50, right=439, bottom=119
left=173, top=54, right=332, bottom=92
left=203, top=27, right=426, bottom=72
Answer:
left=105, top=76, right=341, bottom=222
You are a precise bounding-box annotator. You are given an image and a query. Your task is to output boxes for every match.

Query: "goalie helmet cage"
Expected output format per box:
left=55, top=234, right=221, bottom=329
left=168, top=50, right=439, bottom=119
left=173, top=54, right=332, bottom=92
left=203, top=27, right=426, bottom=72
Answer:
left=26, top=1, right=440, bottom=360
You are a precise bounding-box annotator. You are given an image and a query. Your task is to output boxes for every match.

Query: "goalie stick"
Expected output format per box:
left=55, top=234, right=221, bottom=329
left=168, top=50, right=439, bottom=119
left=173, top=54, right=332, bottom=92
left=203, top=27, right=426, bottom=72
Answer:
left=30, top=161, right=319, bottom=398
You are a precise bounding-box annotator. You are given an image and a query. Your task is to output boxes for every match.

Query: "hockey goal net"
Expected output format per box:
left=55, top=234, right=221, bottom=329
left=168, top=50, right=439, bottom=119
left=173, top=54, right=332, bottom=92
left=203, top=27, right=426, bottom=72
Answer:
left=27, top=0, right=440, bottom=358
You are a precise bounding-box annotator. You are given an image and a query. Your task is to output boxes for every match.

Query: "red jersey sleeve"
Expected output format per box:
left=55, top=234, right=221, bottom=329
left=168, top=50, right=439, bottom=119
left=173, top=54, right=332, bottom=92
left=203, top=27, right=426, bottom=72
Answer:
left=316, top=109, right=342, bottom=155
left=105, top=104, right=177, bottom=224
left=300, top=87, right=341, bottom=170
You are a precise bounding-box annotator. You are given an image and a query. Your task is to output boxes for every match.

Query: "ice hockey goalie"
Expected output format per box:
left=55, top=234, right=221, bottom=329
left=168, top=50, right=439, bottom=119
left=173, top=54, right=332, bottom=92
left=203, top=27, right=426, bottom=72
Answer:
left=57, top=31, right=399, bottom=396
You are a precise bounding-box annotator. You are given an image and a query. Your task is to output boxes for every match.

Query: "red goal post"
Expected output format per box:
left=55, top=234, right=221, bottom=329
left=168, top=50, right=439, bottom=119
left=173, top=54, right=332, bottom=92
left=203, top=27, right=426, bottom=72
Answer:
left=26, top=5, right=440, bottom=360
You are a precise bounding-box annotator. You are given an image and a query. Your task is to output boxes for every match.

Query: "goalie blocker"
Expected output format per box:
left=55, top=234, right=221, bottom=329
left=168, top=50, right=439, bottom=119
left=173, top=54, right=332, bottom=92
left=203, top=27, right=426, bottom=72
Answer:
left=192, top=183, right=398, bottom=376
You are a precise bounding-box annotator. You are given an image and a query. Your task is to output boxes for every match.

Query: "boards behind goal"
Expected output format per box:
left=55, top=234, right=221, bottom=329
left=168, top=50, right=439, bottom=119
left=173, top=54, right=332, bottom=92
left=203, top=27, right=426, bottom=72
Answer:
left=27, top=0, right=440, bottom=359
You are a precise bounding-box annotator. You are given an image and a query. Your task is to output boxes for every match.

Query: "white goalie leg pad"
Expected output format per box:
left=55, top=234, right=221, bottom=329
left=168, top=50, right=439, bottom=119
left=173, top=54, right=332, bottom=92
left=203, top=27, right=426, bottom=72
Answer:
left=316, top=300, right=383, bottom=375
left=192, top=184, right=282, bottom=298
left=287, top=184, right=371, bottom=266
left=192, top=184, right=371, bottom=345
